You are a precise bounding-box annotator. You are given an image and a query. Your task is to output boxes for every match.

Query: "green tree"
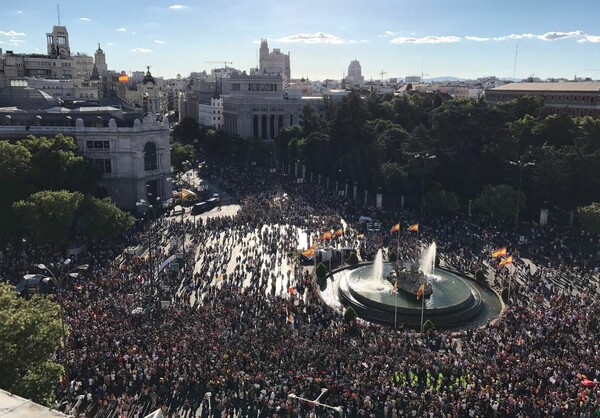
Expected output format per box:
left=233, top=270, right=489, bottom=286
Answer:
left=473, top=184, right=523, bottom=220
left=171, top=142, right=196, bottom=172
left=78, top=196, right=135, bottom=240
left=423, top=190, right=461, bottom=215
left=13, top=190, right=84, bottom=244
left=0, top=141, right=32, bottom=235
left=343, top=306, right=358, bottom=323
left=347, top=251, right=359, bottom=265
left=577, top=202, right=600, bottom=233
left=172, top=117, right=200, bottom=144
left=0, top=283, right=64, bottom=406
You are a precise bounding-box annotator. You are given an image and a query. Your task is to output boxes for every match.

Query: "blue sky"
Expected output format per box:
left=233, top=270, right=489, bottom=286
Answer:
left=1, top=0, right=600, bottom=81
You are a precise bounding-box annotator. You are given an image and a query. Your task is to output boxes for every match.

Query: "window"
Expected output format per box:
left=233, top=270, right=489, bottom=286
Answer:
left=86, top=141, right=93, bottom=148
left=231, top=83, right=240, bottom=91
left=93, top=159, right=112, bottom=174
left=144, top=142, right=158, bottom=171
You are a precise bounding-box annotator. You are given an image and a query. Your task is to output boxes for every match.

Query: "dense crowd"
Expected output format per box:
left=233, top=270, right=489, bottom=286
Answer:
left=1, top=159, right=600, bottom=418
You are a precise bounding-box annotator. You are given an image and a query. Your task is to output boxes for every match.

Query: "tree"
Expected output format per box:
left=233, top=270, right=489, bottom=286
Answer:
left=0, top=283, right=64, bottom=406
left=316, top=262, right=328, bottom=279
left=475, top=269, right=486, bottom=283
left=13, top=190, right=84, bottom=244
left=343, top=307, right=357, bottom=323
left=422, top=319, right=436, bottom=334
left=423, top=190, right=461, bottom=215
left=473, top=184, right=523, bottom=220
left=172, top=117, right=200, bottom=144
left=347, top=251, right=359, bottom=265
left=0, top=141, right=32, bottom=235
left=171, top=142, right=195, bottom=172
left=78, top=196, right=135, bottom=240
left=577, top=202, right=600, bottom=233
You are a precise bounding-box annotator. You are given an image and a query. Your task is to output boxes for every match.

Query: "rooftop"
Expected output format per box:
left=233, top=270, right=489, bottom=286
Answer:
left=491, top=82, right=600, bottom=92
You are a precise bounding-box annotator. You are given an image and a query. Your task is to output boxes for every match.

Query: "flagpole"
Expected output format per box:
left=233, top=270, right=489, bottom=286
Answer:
left=394, top=281, right=398, bottom=330
left=415, top=229, right=420, bottom=262
left=420, top=291, right=425, bottom=333
left=396, top=230, right=400, bottom=261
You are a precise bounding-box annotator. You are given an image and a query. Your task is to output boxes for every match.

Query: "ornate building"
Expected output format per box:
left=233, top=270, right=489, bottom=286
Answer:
left=0, top=86, right=171, bottom=209
left=259, top=39, right=291, bottom=80
left=94, top=43, right=108, bottom=78
left=222, top=74, right=301, bottom=139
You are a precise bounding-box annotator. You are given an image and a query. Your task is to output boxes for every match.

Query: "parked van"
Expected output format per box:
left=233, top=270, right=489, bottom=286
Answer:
left=191, top=202, right=208, bottom=215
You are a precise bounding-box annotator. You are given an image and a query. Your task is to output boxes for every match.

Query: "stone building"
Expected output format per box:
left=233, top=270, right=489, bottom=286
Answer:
left=221, top=73, right=301, bottom=139
left=259, top=39, right=291, bottom=80
left=0, top=86, right=171, bottom=209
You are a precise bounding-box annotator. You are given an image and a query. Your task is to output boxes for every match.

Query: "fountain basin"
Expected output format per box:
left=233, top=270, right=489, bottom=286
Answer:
left=338, top=263, right=485, bottom=328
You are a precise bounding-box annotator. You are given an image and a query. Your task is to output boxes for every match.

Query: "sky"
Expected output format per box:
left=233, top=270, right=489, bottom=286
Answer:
left=1, top=0, right=600, bottom=81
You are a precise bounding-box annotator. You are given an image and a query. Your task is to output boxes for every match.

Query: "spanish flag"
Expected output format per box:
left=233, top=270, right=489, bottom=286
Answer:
left=301, top=247, right=315, bottom=258
left=334, top=227, right=344, bottom=237
left=213, top=274, right=223, bottom=281
left=407, top=223, right=419, bottom=232
left=498, top=256, right=513, bottom=268
left=321, top=230, right=332, bottom=240
left=390, top=223, right=400, bottom=234
left=356, top=233, right=365, bottom=239
left=416, top=283, right=425, bottom=300
left=287, top=312, right=294, bottom=324
left=491, top=247, right=507, bottom=258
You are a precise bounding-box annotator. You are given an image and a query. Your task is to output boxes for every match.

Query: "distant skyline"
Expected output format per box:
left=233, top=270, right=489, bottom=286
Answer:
left=1, top=0, right=600, bottom=81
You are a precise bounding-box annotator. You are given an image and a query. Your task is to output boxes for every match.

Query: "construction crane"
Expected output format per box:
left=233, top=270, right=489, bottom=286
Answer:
left=206, top=61, right=233, bottom=69
left=379, top=69, right=387, bottom=82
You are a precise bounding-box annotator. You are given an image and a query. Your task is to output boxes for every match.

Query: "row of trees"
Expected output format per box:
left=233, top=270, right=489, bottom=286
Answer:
left=273, top=91, right=600, bottom=228
left=0, top=135, right=134, bottom=242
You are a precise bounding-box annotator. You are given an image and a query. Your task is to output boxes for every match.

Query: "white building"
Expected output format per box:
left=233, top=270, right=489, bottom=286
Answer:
left=94, top=43, right=108, bottom=77
left=0, top=87, right=171, bottom=209
left=405, top=76, right=422, bottom=84
left=347, top=60, right=364, bottom=87
left=72, top=53, right=94, bottom=80
left=198, top=97, right=223, bottom=129
left=24, top=77, right=98, bottom=99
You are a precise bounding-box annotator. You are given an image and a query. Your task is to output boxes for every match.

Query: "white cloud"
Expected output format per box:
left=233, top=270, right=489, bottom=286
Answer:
left=492, top=31, right=587, bottom=41
left=465, top=36, right=490, bottom=42
left=106, top=42, right=115, bottom=46
left=17, top=10, right=22, bottom=14
left=0, top=30, right=26, bottom=37
left=390, top=35, right=460, bottom=44
left=116, top=27, right=127, bottom=32
left=80, top=17, right=91, bottom=21
left=8, top=38, right=25, bottom=44
left=169, top=4, right=186, bottom=9
left=379, top=30, right=396, bottom=38
left=131, top=48, right=152, bottom=53
left=131, top=32, right=137, bottom=35
left=275, top=32, right=344, bottom=44
left=154, top=40, right=165, bottom=44
left=348, top=39, right=369, bottom=44
left=579, top=35, right=600, bottom=43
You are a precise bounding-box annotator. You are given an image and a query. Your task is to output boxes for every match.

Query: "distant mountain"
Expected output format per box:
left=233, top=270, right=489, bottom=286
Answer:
left=423, top=76, right=465, bottom=82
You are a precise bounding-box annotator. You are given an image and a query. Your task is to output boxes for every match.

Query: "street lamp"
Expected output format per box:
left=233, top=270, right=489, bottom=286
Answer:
left=38, top=259, right=88, bottom=401
left=414, top=153, right=437, bottom=222
left=288, top=389, right=344, bottom=416
left=509, top=160, right=536, bottom=230
left=136, top=199, right=159, bottom=310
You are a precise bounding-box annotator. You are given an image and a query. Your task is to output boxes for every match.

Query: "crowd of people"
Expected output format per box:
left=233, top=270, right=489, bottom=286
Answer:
left=1, top=159, right=600, bottom=418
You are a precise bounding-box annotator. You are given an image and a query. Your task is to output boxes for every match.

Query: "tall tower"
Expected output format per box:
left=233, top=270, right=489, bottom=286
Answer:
left=94, top=43, right=108, bottom=77
left=259, top=39, right=269, bottom=73
left=347, top=60, right=364, bottom=87
left=46, top=25, right=71, bottom=58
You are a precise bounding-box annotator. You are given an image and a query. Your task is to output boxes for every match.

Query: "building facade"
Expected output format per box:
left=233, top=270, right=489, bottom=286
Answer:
left=94, top=44, right=108, bottom=77
left=0, top=87, right=171, bottom=209
left=222, top=74, right=301, bottom=139
left=485, top=82, right=600, bottom=118
left=198, top=97, right=223, bottom=129
left=259, top=39, right=291, bottom=80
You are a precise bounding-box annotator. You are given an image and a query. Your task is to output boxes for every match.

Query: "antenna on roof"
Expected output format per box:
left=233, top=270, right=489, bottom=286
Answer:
left=513, top=44, right=519, bottom=79
left=57, top=4, right=61, bottom=25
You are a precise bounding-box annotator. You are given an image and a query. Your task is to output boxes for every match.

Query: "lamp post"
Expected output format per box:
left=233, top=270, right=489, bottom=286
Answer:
left=136, top=199, right=159, bottom=310
left=288, top=389, right=343, bottom=417
left=38, top=259, right=88, bottom=402
left=414, top=153, right=436, bottom=223
left=509, top=160, right=535, bottom=231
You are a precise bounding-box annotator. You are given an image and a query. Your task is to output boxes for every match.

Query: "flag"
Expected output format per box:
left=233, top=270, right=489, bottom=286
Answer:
left=498, top=256, right=513, bottom=268
left=301, top=248, right=315, bottom=258
left=416, top=283, right=425, bottom=300
left=213, top=274, right=223, bottom=281
left=517, top=335, right=523, bottom=346
left=491, top=247, right=507, bottom=258
left=334, top=227, right=343, bottom=237
left=407, top=223, right=419, bottom=232
left=356, top=233, right=365, bottom=238
left=390, top=223, right=400, bottom=234
left=287, top=312, right=294, bottom=324
left=321, top=231, right=332, bottom=240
